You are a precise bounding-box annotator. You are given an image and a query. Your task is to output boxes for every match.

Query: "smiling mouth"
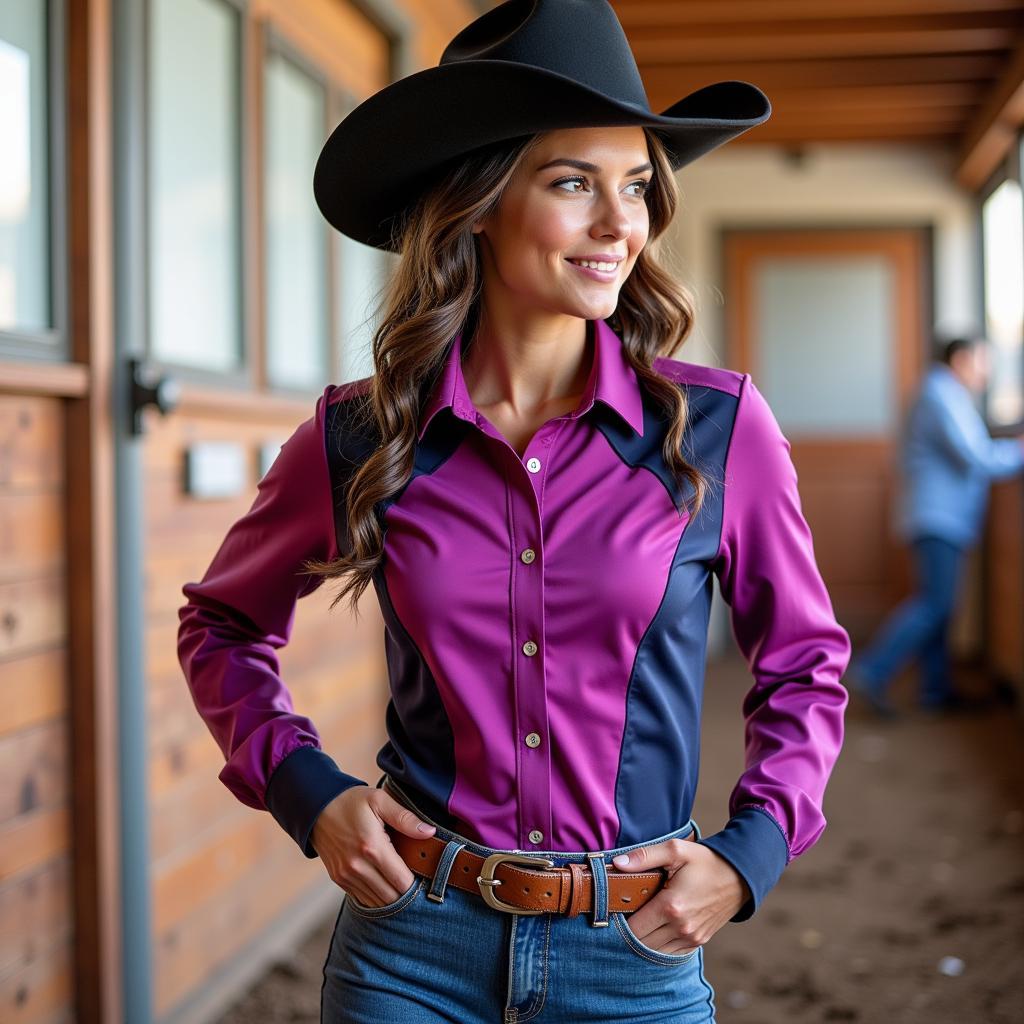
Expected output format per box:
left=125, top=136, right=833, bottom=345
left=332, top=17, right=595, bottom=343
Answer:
left=565, top=258, right=622, bottom=280
left=566, top=258, right=622, bottom=270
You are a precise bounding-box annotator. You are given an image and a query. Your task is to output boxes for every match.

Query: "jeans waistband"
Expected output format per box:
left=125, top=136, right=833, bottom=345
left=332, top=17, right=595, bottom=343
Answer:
left=379, top=773, right=701, bottom=867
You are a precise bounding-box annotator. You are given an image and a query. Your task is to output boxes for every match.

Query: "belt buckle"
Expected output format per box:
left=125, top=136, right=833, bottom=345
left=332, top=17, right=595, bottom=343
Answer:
left=477, top=852, right=555, bottom=914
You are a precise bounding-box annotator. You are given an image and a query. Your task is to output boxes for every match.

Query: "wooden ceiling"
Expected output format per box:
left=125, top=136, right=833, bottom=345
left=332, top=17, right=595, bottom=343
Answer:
left=605, top=0, right=1024, bottom=190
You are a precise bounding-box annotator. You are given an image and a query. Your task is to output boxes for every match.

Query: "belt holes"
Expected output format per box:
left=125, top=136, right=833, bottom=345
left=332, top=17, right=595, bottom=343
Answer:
left=419, top=851, right=427, bottom=859
left=641, top=887, right=649, bottom=894
left=621, top=896, right=631, bottom=903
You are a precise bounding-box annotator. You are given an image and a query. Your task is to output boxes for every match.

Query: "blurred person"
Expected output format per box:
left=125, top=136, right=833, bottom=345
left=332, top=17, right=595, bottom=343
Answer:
left=848, top=334, right=1024, bottom=718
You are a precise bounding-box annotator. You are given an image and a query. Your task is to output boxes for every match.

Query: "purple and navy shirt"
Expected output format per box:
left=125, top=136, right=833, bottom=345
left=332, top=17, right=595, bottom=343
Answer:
left=178, top=316, right=850, bottom=922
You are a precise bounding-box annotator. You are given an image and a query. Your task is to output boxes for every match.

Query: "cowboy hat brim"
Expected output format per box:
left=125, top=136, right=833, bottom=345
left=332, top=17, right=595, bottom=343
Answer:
left=313, top=61, right=770, bottom=251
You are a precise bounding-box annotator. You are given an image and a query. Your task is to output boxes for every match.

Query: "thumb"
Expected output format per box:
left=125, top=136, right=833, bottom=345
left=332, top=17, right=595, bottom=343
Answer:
left=611, top=840, right=681, bottom=872
left=376, top=793, right=437, bottom=838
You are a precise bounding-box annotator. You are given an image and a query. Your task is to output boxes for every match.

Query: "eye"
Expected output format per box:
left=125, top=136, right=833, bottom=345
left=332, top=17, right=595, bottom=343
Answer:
left=553, top=175, right=588, bottom=193
left=552, top=175, right=652, bottom=197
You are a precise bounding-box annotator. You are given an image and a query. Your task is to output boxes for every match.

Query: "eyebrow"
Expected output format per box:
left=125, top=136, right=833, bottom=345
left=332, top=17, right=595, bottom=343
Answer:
left=536, top=158, right=654, bottom=176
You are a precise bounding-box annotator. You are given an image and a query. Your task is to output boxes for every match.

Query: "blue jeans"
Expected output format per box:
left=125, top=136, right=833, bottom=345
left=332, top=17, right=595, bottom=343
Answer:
left=321, top=778, right=717, bottom=1022
left=854, top=534, right=967, bottom=706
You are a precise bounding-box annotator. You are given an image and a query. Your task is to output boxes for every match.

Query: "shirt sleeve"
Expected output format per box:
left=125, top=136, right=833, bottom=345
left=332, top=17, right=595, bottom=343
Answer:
left=177, top=384, right=369, bottom=859
left=702, top=373, right=851, bottom=922
left=931, top=389, right=1024, bottom=480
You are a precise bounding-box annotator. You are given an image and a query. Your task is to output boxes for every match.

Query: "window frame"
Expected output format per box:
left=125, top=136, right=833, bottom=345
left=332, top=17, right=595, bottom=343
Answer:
left=0, top=0, right=70, bottom=362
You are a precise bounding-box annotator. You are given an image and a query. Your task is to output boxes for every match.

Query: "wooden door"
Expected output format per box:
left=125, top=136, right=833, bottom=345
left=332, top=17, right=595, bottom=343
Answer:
left=723, top=228, right=930, bottom=643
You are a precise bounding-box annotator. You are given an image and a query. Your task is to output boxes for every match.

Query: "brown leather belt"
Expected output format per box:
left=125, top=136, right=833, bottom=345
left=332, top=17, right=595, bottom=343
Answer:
left=387, top=823, right=695, bottom=918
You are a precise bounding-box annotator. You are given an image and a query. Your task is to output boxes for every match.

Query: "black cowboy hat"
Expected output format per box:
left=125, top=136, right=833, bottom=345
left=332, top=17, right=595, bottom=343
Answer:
left=313, top=0, right=771, bottom=251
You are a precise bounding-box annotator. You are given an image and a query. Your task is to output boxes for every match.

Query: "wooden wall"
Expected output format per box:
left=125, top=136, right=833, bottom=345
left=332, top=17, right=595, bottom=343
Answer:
left=0, top=396, right=74, bottom=1023
left=986, top=477, right=1024, bottom=705
left=147, top=402, right=389, bottom=1017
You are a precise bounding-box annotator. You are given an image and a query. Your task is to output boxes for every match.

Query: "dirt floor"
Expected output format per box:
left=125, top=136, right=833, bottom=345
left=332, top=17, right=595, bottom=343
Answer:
left=216, top=654, right=1024, bottom=1023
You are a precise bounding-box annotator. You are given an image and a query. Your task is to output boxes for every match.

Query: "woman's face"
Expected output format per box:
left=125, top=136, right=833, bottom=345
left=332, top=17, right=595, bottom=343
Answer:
left=472, top=126, right=652, bottom=322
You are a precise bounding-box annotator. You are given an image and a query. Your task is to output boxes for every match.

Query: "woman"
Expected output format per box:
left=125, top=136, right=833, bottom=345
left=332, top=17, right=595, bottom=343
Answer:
left=177, top=2, right=851, bottom=1021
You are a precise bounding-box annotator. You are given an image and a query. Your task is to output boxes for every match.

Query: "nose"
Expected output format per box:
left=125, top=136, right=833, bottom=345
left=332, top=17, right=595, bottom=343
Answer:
left=590, top=192, right=631, bottom=243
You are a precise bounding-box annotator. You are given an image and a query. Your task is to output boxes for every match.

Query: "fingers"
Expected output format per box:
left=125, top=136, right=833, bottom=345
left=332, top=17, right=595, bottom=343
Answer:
left=347, top=848, right=417, bottom=907
left=627, top=894, right=705, bottom=955
left=612, top=840, right=713, bottom=954
left=374, top=791, right=438, bottom=839
left=313, top=788, right=436, bottom=907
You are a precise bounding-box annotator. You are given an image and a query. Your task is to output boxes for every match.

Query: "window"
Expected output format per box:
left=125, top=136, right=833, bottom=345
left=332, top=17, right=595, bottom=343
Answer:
left=148, top=0, right=242, bottom=372
left=263, top=48, right=329, bottom=391
left=980, top=171, right=1024, bottom=426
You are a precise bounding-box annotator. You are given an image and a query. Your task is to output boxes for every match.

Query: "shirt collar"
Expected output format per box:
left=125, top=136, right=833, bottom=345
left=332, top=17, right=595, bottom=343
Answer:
left=416, top=317, right=646, bottom=441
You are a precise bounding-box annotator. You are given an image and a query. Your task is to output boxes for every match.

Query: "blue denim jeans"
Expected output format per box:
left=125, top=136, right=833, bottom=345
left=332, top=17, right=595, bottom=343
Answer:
left=321, top=778, right=717, bottom=1023
left=853, top=533, right=968, bottom=706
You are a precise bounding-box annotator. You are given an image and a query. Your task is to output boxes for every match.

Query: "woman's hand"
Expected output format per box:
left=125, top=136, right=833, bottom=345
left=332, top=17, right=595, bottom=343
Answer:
left=311, top=786, right=437, bottom=907
left=610, top=838, right=751, bottom=955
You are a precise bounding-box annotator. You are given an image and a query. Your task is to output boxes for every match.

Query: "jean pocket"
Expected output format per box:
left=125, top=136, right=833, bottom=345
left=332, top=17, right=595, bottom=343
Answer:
left=612, top=912, right=701, bottom=966
left=345, top=874, right=424, bottom=919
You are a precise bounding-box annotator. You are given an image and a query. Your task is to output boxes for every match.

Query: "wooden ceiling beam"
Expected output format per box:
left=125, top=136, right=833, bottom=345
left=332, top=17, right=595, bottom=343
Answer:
left=631, top=28, right=1016, bottom=64
left=639, top=54, right=1003, bottom=90
left=646, top=82, right=984, bottom=113
left=955, top=32, right=1024, bottom=189
left=613, top=0, right=1024, bottom=27
left=726, top=107, right=969, bottom=131
left=728, top=122, right=962, bottom=143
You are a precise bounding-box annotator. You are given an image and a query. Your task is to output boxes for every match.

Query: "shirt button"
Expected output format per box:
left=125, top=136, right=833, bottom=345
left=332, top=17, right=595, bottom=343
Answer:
left=526, top=457, right=541, bottom=473
left=520, top=548, right=536, bottom=564
left=525, top=732, right=541, bottom=748
left=522, top=640, right=538, bottom=656
left=528, top=830, right=544, bottom=845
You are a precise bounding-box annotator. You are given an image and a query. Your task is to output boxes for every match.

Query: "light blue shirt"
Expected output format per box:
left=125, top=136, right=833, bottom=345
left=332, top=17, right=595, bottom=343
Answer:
left=898, top=363, right=1024, bottom=547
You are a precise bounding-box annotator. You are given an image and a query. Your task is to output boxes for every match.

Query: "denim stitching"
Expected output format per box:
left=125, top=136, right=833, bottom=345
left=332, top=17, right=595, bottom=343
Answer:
left=612, top=912, right=700, bottom=966
left=346, top=876, right=423, bottom=918
left=503, top=913, right=519, bottom=1023
left=515, top=913, right=552, bottom=1022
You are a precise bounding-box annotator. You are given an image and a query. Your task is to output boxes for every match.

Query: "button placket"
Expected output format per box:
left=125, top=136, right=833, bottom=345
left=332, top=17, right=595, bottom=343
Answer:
left=509, top=466, right=550, bottom=851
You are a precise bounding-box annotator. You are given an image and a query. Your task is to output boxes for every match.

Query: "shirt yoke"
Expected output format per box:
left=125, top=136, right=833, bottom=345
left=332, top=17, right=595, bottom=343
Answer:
left=653, top=355, right=745, bottom=397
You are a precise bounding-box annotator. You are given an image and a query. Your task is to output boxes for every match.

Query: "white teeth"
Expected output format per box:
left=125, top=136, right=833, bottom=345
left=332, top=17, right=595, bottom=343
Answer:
left=569, top=259, right=618, bottom=272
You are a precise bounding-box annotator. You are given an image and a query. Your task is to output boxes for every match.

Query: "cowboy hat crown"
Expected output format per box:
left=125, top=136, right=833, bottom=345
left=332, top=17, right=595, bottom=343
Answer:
left=440, top=0, right=650, bottom=109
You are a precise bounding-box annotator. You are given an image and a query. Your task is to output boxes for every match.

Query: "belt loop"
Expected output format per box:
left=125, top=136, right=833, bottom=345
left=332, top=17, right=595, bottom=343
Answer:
left=586, top=852, right=610, bottom=927
left=426, top=838, right=467, bottom=903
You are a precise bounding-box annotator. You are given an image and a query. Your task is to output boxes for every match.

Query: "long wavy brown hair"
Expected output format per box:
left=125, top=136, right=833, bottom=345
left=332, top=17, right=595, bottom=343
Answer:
left=303, top=127, right=710, bottom=618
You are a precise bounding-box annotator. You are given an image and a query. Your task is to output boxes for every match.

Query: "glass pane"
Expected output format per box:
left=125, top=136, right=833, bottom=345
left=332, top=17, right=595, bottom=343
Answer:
left=264, top=50, right=328, bottom=390
left=755, top=255, right=894, bottom=436
left=149, top=0, right=241, bottom=372
left=982, top=176, right=1024, bottom=426
left=336, top=233, right=386, bottom=383
left=0, top=1, right=51, bottom=333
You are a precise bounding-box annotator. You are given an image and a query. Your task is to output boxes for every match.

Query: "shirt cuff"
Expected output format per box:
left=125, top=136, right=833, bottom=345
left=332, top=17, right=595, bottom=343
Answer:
left=695, top=805, right=791, bottom=922
left=264, top=745, right=369, bottom=858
